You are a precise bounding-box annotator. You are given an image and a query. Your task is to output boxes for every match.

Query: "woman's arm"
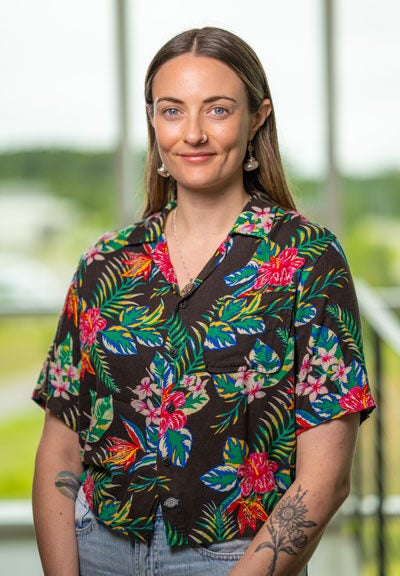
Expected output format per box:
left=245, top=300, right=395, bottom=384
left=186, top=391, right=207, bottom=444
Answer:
left=32, top=409, right=84, bottom=576
left=229, top=412, right=360, bottom=576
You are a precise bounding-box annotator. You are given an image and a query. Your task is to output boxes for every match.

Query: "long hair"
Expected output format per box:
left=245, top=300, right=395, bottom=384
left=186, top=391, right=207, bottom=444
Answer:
left=143, top=27, right=296, bottom=217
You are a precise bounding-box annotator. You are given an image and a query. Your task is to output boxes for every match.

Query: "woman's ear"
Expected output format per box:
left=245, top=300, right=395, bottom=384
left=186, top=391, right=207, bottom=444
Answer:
left=146, top=104, right=154, bottom=127
left=249, top=99, right=272, bottom=139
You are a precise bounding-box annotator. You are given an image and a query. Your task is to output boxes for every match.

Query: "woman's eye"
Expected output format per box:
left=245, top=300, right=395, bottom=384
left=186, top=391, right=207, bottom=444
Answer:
left=212, top=106, right=228, bottom=116
left=164, top=108, right=180, bottom=118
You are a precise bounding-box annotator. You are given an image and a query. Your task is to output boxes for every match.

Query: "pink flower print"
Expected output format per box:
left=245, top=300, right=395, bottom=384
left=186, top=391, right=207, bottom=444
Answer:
left=238, top=221, right=258, bottom=234
left=186, top=375, right=207, bottom=398
left=80, top=308, right=107, bottom=347
left=143, top=399, right=161, bottom=426
left=295, top=380, right=309, bottom=396
left=304, top=375, right=328, bottom=402
left=254, top=247, right=305, bottom=289
left=150, top=241, right=177, bottom=283
left=82, top=474, right=95, bottom=509
left=49, top=359, right=64, bottom=379
left=67, top=365, right=79, bottom=380
left=51, top=375, right=70, bottom=399
left=135, top=376, right=158, bottom=399
left=243, top=379, right=266, bottom=404
left=235, top=366, right=254, bottom=387
left=131, top=399, right=147, bottom=413
left=181, top=375, right=197, bottom=388
left=159, top=390, right=187, bottom=436
left=238, top=452, right=278, bottom=497
left=313, top=344, right=338, bottom=371
left=83, top=243, right=105, bottom=265
left=298, top=353, right=313, bottom=382
left=339, top=384, right=375, bottom=412
left=254, top=207, right=274, bottom=232
left=331, top=359, right=351, bottom=384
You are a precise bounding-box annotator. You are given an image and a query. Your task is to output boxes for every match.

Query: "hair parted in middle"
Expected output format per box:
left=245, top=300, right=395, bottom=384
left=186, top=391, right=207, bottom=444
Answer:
left=144, top=26, right=296, bottom=217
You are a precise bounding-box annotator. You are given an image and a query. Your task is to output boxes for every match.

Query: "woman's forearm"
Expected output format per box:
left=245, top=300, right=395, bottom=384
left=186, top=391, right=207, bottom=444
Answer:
left=32, top=412, right=83, bottom=576
left=229, top=481, right=343, bottom=576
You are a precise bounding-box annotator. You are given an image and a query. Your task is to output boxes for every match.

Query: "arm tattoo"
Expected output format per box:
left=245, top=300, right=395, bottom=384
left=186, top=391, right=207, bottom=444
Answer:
left=255, top=485, right=317, bottom=576
left=55, top=470, right=80, bottom=500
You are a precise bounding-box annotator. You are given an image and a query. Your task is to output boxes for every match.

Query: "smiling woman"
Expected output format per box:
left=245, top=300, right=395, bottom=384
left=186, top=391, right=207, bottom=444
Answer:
left=31, top=27, right=375, bottom=576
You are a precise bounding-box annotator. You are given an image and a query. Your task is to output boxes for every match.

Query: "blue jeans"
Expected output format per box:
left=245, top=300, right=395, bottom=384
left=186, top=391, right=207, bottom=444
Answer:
left=75, top=487, right=308, bottom=576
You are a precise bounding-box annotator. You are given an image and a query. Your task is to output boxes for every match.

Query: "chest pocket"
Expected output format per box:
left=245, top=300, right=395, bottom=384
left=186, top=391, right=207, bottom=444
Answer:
left=202, top=290, right=294, bottom=375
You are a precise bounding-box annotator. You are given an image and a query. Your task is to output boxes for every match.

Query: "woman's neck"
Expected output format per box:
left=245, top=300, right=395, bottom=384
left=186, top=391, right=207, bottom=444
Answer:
left=173, top=185, right=250, bottom=239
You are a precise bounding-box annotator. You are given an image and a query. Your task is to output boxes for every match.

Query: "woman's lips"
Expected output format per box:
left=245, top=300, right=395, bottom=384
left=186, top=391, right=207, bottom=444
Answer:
left=179, top=152, right=216, bottom=163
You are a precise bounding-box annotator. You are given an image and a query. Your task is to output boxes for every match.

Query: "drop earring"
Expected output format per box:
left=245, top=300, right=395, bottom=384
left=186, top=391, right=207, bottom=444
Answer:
left=157, top=163, right=170, bottom=178
left=243, top=142, right=258, bottom=172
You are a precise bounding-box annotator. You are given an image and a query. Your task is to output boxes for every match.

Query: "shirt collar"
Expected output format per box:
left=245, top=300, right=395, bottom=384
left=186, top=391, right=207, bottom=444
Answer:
left=126, top=194, right=279, bottom=246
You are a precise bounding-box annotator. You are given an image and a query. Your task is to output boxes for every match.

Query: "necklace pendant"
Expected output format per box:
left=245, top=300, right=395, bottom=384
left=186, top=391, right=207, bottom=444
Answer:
left=180, top=282, right=193, bottom=297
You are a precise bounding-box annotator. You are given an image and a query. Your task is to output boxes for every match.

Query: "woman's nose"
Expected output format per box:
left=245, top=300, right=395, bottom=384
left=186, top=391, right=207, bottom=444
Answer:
left=183, top=116, right=205, bottom=145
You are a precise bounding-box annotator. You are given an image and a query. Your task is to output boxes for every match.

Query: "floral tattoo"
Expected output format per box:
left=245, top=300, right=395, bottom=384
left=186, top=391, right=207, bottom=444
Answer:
left=55, top=470, right=80, bottom=500
left=255, top=485, right=316, bottom=575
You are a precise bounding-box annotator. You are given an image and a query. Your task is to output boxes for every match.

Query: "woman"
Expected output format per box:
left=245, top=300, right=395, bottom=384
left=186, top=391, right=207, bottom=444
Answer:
left=32, top=27, right=375, bottom=576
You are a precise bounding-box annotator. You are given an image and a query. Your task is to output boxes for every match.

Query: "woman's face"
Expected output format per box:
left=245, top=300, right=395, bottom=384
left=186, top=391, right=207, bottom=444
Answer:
left=150, top=54, right=268, bottom=196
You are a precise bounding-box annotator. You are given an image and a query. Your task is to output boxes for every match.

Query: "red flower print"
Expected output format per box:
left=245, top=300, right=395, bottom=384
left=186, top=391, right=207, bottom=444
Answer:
left=80, top=350, right=95, bottom=379
left=227, top=496, right=268, bottom=534
left=103, top=420, right=145, bottom=471
left=159, top=389, right=187, bottom=436
left=254, top=247, right=305, bottom=289
left=150, top=241, right=177, bottom=283
left=80, top=308, right=107, bottom=347
left=82, top=474, right=95, bottom=509
left=63, top=281, right=79, bottom=326
left=339, top=384, right=375, bottom=412
left=238, top=452, right=278, bottom=497
left=121, top=250, right=153, bottom=280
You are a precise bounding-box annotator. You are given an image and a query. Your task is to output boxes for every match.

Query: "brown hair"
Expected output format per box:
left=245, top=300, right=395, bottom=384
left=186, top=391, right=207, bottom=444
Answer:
left=143, top=27, right=296, bottom=216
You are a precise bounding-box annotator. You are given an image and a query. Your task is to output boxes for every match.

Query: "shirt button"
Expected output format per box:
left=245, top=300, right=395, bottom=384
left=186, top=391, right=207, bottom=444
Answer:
left=162, top=456, right=171, bottom=466
left=165, top=403, right=175, bottom=414
left=170, top=348, right=178, bottom=358
left=178, top=300, right=189, bottom=309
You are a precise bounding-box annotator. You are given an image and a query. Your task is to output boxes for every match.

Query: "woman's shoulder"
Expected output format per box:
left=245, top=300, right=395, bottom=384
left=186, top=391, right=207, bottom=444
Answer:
left=77, top=208, right=168, bottom=268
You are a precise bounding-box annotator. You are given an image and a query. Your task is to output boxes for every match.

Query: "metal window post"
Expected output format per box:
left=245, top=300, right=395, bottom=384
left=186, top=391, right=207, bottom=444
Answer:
left=115, top=0, right=133, bottom=226
left=323, top=0, right=341, bottom=236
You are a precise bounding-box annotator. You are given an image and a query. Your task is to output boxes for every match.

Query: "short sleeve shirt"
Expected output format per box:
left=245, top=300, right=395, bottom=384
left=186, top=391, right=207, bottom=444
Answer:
left=32, top=194, right=375, bottom=547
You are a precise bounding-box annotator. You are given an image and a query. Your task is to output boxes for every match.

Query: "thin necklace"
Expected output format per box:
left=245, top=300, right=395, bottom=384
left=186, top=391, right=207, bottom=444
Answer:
left=172, top=208, right=194, bottom=297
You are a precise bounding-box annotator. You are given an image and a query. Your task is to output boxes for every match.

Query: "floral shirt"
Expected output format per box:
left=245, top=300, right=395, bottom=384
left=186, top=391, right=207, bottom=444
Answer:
left=33, top=194, right=375, bottom=547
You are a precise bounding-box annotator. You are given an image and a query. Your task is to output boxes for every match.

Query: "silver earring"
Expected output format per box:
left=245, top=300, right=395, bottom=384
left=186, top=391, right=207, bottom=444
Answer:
left=157, top=163, right=170, bottom=178
left=243, top=142, right=258, bottom=172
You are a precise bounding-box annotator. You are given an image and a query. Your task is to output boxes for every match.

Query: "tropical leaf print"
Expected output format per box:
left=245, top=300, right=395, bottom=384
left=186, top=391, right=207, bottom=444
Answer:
left=203, top=295, right=266, bottom=350
left=90, top=259, right=141, bottom=317
left=47, top=332, right=80, bottom=399
left=298, top=268, right=348, bottom=305
left=90, top=345, right=119, bottom=392
left=291, top=224, right=335, bottom=259
left=223, top=436, right=247, bottom=466
left=159, top=427, right=193, bottom=468
left=201, top=465, right=239, bottom=492
left=164, top=520, right=190, bottom=547
left=192, top=501, right=239, bottom=543
left=248, top=339, right=281, bottom=374
left=101, top=302, right=164, bottom=356
left=86, top=391, right=114, bottom=444
left=97, top=497, right=153, bottom=539
left=326, top=304, right=365, bottom=363
left=295, top=302, right=317, bottom=327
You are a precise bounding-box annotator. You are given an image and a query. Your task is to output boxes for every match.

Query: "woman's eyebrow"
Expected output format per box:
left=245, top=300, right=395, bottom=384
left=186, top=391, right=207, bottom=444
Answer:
left=154, top=95, right=237, bottom=105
